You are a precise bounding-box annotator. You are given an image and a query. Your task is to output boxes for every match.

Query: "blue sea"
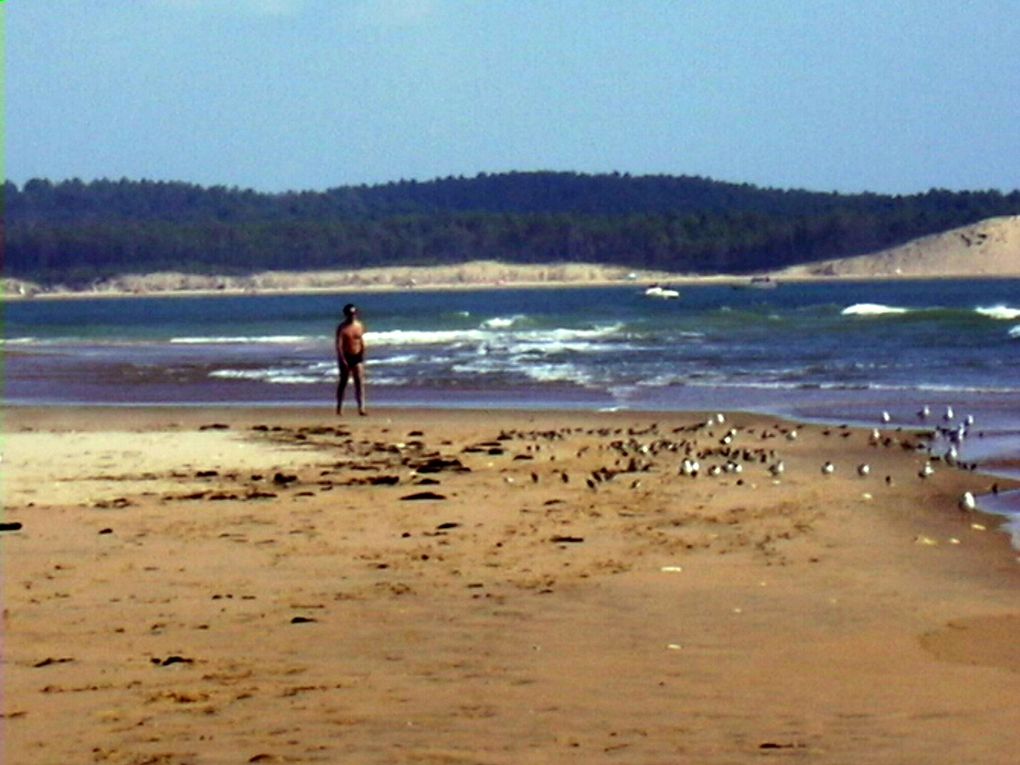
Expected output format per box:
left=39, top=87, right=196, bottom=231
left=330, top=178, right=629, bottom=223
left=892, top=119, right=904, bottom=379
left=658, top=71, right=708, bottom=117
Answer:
left=4, top=279, right=1020, bottom=532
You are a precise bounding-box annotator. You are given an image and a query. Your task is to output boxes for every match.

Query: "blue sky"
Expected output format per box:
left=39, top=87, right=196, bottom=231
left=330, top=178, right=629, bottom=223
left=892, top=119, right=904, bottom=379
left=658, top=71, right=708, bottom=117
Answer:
left=6, top=0, right=1019, bottom=194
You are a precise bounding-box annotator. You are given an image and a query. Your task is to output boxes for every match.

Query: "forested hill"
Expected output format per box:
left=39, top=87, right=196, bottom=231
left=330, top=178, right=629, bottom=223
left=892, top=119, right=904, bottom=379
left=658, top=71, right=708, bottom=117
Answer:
left=5, top=172, right=1020, bottom=284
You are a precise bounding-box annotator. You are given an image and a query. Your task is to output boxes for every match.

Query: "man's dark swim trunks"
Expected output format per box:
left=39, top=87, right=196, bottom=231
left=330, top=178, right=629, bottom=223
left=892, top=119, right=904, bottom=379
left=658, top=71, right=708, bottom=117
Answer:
left=343, top=351, right=364, bottom=367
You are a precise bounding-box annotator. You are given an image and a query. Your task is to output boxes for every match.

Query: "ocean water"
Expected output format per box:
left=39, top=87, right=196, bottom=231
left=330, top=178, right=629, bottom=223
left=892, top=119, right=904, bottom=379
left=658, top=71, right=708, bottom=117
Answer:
left=5, top=279, right=1019, bottom=416
left=4, top=280, right=1020, bottom=522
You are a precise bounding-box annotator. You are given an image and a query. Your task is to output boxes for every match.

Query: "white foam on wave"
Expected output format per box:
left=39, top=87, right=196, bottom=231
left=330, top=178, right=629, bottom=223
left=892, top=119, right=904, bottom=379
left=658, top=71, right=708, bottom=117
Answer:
left=976, top=305, right=1020, bottom=320
left=171, top=335, right=317, bottom=345
left=0, top=336, right=38, bottom=346
left=506, top=339, right=622, bottom=356
left=1009, top=325, right=1020, bottom=339
left=367, top=323, right=623, bottom=348
left=546, top=325, right=624, bottom=342
left=450, top=356, right=596, bottom=386
left=841, top=303, right=909, bottom=316
left=522, top=362, right=595, bottom=385
left=209, top=368, right=326, bottom=384
left=369, top=353, right=418, bottom=366
left=368, top=329, right=488, bottom=346
left=480, top=314, right=527, bottom=329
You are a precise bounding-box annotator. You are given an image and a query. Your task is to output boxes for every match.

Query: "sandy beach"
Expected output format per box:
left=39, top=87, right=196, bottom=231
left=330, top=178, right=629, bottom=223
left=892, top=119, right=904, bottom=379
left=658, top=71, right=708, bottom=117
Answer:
left=2, top=406, right=1019, bottom=764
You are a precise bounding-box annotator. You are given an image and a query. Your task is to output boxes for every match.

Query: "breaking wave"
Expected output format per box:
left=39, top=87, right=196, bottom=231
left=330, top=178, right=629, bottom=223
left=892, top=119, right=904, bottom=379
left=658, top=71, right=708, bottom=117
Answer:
left=841, top=303, right=909, bottom=316
left=976, top=305, right=1020, bottom=321
left=171, top=335, right=317, bottom=344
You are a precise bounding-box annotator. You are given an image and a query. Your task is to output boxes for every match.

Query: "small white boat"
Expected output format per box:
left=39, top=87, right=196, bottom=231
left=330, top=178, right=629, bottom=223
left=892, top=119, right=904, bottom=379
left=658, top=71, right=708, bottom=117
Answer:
left=644, top=285, right=679, bottom=299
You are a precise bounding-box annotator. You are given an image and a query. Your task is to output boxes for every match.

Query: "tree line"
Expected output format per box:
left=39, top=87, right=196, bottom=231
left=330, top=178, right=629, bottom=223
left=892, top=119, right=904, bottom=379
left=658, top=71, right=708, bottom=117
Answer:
left=4, top=172, right=1019, bottom=284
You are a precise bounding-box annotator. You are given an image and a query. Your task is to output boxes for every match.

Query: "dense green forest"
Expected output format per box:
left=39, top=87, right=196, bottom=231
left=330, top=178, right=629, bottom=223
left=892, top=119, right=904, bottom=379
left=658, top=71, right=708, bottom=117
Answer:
left=4, top=172, right=1019, bottom=284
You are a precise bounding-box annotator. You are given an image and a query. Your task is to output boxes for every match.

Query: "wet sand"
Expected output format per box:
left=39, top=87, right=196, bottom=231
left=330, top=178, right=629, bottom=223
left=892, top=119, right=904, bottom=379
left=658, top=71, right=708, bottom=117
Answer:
left=2, top=407, right=1019, bottom=764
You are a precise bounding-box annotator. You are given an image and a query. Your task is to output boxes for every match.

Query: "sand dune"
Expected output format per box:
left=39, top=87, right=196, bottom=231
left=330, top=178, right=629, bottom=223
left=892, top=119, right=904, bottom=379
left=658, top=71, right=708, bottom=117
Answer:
left=779, top=215, right=1020, bottom=279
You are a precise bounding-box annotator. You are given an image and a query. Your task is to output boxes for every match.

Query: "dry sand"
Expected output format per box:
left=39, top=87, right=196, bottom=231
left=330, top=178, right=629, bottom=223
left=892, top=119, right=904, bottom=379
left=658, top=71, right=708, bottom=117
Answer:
left=2, top=407, right=1020, bottom=764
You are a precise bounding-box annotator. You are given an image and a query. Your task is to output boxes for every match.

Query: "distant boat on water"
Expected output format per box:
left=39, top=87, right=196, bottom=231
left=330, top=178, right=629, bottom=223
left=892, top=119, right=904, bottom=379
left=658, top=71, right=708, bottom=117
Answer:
left=644, top=284, right=680, bottom=299
left=733, top=276, right=778, bottom=290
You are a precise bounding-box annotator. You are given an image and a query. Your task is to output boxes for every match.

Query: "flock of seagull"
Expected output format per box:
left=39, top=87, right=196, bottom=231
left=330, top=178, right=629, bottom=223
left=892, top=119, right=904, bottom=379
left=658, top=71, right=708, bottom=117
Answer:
left=658, top=406, right=988, bottom=515
left=506, top=404, right=992, bottom=518
left=872, top=404, right=986, bottom=513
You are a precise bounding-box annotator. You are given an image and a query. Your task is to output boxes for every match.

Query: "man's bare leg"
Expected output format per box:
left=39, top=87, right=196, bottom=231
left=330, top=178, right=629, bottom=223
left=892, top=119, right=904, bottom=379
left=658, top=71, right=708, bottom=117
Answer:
left=336, top=366, right=350, bottom=415
left=353, top=364, right=367, bottom=415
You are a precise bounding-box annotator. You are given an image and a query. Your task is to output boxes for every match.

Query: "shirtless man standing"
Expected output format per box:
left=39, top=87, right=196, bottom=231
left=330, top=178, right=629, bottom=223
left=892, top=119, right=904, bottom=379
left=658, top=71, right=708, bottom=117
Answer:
left=335, top=303, right=367, bottom=416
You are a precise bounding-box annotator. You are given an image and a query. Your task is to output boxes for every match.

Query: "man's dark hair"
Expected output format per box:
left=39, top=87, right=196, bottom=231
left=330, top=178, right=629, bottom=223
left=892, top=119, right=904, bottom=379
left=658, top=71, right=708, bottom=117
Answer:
left=343, top=303, right=358, bottom=317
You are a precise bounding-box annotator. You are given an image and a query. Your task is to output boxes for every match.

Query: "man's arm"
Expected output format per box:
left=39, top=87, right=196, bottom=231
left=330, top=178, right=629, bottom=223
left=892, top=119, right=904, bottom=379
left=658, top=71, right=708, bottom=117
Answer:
left=336, top=326, right=348, bottom=368
left=354, top=322, right=366, bottom=356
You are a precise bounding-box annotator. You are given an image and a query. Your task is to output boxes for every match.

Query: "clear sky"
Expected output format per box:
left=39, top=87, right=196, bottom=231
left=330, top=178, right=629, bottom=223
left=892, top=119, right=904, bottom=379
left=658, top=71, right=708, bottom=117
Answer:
left=6, top=0, right=1019, bottom=194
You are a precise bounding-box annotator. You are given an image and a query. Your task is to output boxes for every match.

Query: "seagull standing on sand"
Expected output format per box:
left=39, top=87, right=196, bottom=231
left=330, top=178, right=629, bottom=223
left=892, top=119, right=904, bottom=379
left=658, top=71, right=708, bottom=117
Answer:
left=881, top=411, right=892, bottom=424
left=944, top=405, right=955, bottom=422
left=959, top=491, right=977, bottom=512
left=919, top=461, right=935, bottom=479
left=821, top=461, right=835, bottom=475
left=944, top=445, right=959, bottom=467
left=857, top=464, right=870, bottom=477
left=918, top=405, right=931, bottom=420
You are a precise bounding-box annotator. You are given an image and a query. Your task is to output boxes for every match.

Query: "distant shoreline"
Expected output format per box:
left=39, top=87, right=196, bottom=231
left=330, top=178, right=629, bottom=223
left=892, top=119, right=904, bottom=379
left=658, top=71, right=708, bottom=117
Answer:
left=1, top=262, right=751, bottom=301
left=5, top=260, right=1018, bottom=302
left=6, top=216, right=1018, bottom=301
